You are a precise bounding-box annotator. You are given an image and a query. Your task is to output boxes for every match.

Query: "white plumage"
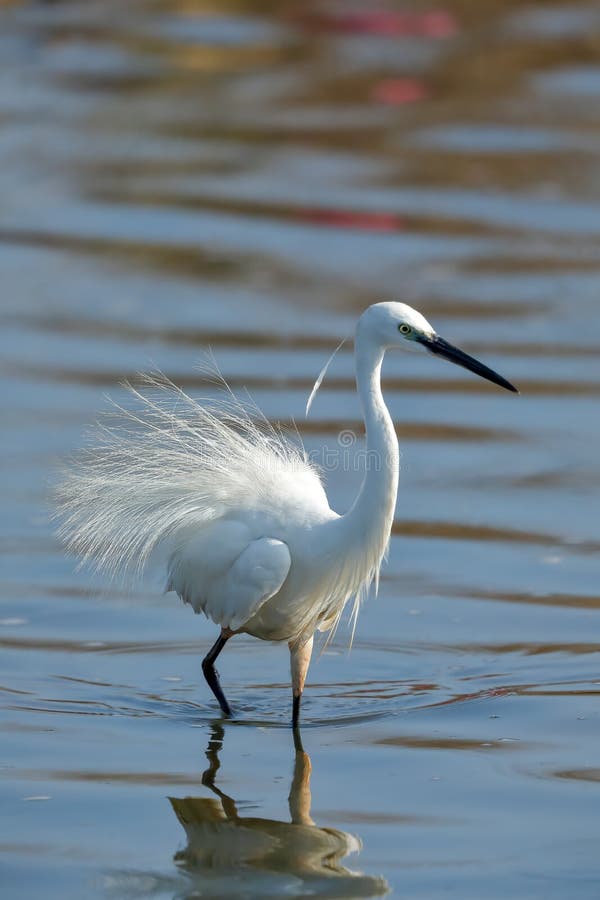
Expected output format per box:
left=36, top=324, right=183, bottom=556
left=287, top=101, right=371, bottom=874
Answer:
left=56, top=303, right=517, bottom=726
left=55, top=372, right=380, bottom=645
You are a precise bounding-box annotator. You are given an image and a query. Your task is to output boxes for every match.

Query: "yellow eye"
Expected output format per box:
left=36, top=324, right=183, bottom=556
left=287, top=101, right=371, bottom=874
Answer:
left=399, top=324, right=411, bottom=335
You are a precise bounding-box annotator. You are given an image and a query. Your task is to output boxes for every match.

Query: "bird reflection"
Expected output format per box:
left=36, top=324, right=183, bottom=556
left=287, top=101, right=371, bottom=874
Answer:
left=168, top=723, right=388, bottom=898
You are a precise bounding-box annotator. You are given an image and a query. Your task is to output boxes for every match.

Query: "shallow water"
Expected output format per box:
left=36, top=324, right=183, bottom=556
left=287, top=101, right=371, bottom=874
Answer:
left=1, top=1, right=600, bottom=897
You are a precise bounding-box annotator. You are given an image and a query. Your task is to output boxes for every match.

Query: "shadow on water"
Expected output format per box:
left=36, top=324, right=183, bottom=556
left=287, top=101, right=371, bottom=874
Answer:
left=109, top=723, right=388, bottom=899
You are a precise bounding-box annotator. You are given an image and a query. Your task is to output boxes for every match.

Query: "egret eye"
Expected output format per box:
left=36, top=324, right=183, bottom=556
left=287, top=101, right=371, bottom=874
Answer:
left=399, top=324, right=411, bottom=335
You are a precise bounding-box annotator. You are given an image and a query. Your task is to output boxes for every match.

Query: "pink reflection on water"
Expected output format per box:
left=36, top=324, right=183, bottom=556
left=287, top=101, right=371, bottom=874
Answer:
left=372, top=77, right=428, bottom=104
left=297, top=207, right=404, bottom=231
left=300, top=7, right=458, bottom=39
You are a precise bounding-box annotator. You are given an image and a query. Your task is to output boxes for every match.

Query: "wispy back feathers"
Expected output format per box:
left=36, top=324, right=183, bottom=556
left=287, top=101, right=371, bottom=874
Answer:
left=54, top=371, right=320, bottom=582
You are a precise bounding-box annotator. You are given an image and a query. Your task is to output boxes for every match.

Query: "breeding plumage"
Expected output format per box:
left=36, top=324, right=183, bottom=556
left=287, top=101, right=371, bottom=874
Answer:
left=56, top=303, right=517, bottom=726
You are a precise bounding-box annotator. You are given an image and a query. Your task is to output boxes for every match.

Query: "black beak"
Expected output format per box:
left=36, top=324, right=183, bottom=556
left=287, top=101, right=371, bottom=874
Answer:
left=417, top=334, right=519, bottom=393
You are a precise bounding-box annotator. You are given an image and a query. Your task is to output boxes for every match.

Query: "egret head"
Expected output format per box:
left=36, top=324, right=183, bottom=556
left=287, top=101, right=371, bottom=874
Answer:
left=360, top=301, right=518, bottom=393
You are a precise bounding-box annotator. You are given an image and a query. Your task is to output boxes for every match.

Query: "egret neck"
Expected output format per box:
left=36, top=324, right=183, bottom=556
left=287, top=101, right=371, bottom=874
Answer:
left=341, top=322, right=399, bottom=558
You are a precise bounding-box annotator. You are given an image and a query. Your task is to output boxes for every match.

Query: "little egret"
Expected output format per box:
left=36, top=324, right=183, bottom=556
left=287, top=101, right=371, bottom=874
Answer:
left=56, top=302, right=517, bottom=727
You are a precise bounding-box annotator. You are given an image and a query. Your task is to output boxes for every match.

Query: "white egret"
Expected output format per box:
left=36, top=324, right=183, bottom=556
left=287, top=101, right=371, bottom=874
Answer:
left=56, top=302, right=517, bottom=727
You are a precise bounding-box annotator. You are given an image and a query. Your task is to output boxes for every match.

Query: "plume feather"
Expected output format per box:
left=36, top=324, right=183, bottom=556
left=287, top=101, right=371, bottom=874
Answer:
left=54, top=368, right=319, bottom=583
left=305, top=337, right=348, bottom=417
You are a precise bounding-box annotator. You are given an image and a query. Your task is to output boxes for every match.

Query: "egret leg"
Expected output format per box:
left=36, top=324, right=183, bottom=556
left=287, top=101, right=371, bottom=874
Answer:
left=292, top=694, right=301, bottom=730
left=202, top=630, right=232, bottom=717
left=289, top=634, right=314, bottom=730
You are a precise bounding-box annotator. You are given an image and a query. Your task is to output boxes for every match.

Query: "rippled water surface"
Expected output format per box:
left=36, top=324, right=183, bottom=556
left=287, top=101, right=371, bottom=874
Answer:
left=2, top=1, right=600, bottom=897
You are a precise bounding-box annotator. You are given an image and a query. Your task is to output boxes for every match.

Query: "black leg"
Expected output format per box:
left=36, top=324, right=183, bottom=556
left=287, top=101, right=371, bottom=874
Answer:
left=202, top=632, right=232, bottom=717
left=292, top=692, right=301, bottom=730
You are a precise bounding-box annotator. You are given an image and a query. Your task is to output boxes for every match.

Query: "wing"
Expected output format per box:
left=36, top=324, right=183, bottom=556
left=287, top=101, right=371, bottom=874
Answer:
left=205, top=537, right=291, bottom=630
left=169, top=528, right=291, bottom=632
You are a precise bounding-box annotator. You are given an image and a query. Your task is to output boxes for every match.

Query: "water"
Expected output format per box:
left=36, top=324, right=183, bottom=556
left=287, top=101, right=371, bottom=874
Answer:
left=1, top=1, right=600, bottom=897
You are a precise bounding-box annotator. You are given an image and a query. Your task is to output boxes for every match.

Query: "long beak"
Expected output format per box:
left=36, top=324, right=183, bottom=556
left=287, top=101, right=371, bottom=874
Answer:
left=417, top=334, right=519, bottom=393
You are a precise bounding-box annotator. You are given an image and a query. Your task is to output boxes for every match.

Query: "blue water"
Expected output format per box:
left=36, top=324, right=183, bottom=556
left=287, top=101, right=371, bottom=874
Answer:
left=1, top=1, right=600, bottom=897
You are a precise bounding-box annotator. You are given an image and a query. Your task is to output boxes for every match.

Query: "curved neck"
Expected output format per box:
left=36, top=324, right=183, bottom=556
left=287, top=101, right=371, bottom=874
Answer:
left=342, top=326, right=399, bottom=543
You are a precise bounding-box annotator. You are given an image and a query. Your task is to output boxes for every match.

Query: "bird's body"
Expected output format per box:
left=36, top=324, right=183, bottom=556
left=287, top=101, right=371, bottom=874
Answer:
left=56, top=303, right=516, bottom=726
